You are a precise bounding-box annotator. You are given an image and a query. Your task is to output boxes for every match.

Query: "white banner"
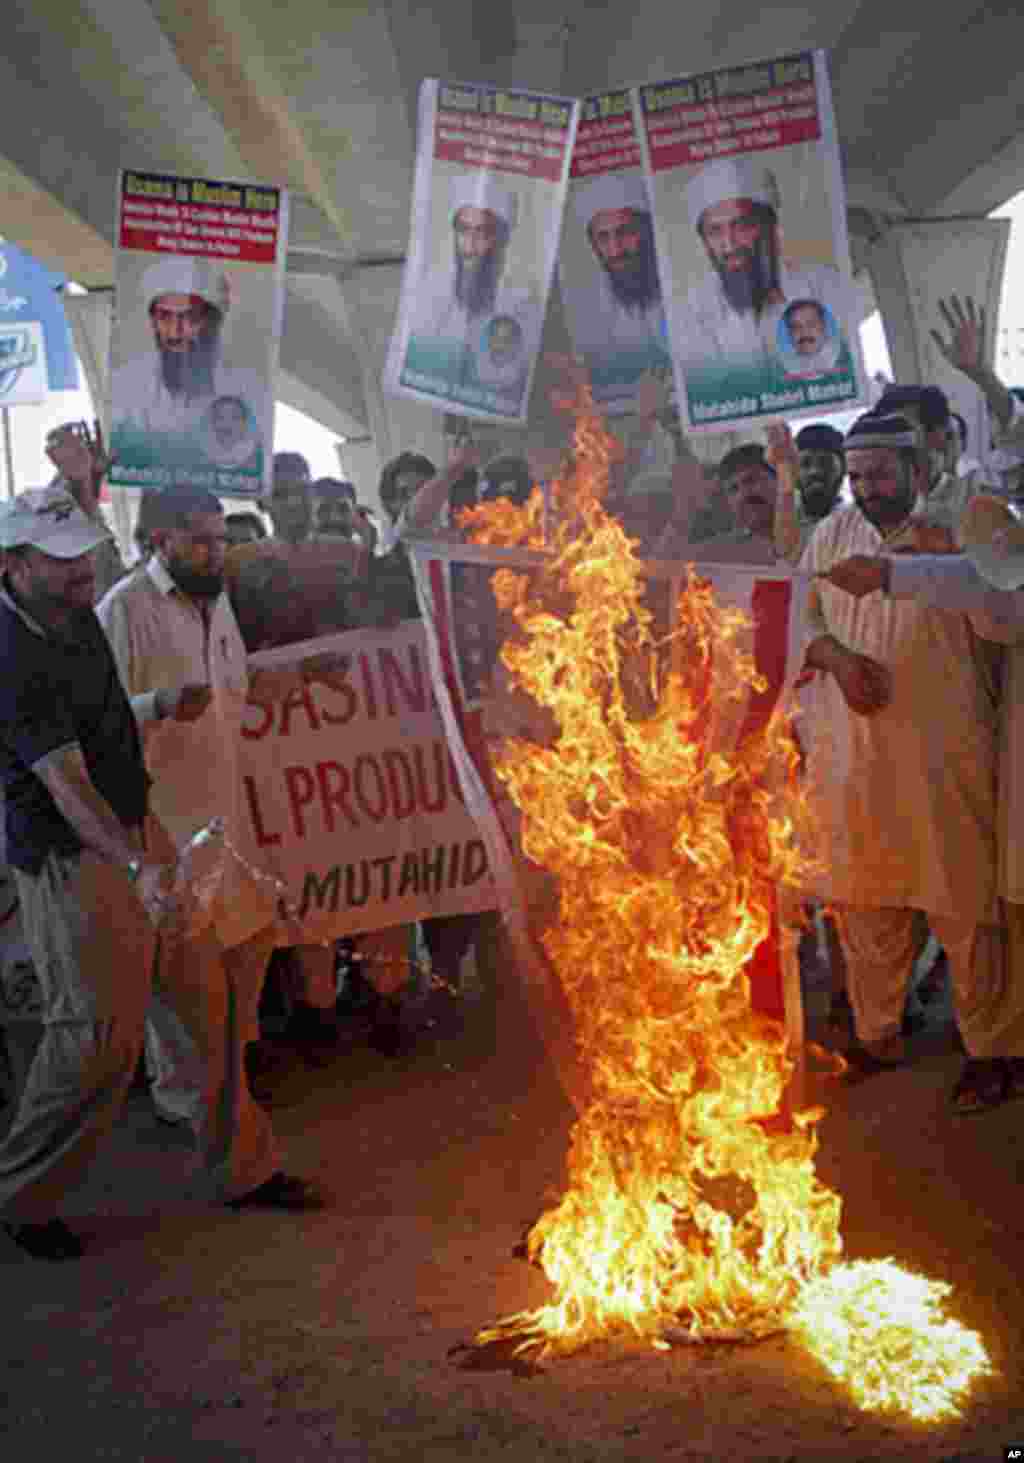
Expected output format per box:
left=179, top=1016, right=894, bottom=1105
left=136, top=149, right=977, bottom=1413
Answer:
left=242, top=623, right=498, bottom=941
left=634, top=51, right=867, bottom=435
left=109, top=169, right=289, bottom=497
left=385, top=79, right=579, bottom=423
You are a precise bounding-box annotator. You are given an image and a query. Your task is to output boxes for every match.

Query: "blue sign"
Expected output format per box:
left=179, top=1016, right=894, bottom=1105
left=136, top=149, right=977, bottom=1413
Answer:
left=0, top=241, right=78, bottom=395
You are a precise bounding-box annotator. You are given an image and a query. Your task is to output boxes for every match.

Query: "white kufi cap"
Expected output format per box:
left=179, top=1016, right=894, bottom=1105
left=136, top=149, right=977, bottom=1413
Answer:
left=687, top=157, right=779, bottom=232
left=449, top=173, right=518, bottom=229
left=573, top=171, right=650, bottom=228
left=141, top=256, right=231, bottom=313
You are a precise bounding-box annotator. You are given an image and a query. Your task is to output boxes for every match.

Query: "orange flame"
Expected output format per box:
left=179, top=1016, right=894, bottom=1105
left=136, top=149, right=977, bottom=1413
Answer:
left=463, top=381, right=991, bottom=1417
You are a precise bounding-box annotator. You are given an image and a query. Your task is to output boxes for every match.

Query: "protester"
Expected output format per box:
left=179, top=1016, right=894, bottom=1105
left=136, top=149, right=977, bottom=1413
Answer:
left=817, top=496, right=1024, bottom=1110
left=224, top=510, right=267, bottom=548
left=312, top=477, right=374, bottom=547
left=797, top=411, right=1002, bottom=1078
left=931, top=294, right=1024, bottom=496
left=769, top=421, right=845, bottom=564
left=652, top=443, right=780, bottom=564
left=44, top=420, right=126, bottom=598
left=227, top=453, right=370, bottom=649
left=98, top=485, right=347, bottom=1127
left=0, top=485, right=322, bottom=1263
left=872, top=383, right=974, bottom=533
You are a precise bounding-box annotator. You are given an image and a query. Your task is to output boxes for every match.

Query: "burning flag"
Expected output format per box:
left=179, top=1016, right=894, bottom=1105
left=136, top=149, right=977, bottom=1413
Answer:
left=409, top=376, right=992, bottom=1421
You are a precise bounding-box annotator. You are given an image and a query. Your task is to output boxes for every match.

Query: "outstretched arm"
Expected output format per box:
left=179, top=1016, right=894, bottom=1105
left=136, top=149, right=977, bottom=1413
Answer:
left=931, top=294, right=1014, bottom=435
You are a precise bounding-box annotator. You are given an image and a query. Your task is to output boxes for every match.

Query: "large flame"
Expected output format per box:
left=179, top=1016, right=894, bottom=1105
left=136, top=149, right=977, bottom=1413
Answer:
left=458, top=381, right=991, bottom=1422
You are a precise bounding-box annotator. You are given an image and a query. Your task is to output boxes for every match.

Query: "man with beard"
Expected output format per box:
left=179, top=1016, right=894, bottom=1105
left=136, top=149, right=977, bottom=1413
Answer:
left=813, top=493, right=1024, bottom=1112
left=410, top=174, right=539, bottom=396
left=111, top=257, right=260, bottom=440
left=0, top=485, right=313, bottom=1261
left=677, top=158, right=845, bottom=371
left=771, top=421, right=845, bottom=563
left=97, top=486, right=339, bottom=1207
left=877, top=383, right=987, bottom=535
left=564, top=172, right=669, bottom=385
left=797, top=411, right=1002, bottom=1076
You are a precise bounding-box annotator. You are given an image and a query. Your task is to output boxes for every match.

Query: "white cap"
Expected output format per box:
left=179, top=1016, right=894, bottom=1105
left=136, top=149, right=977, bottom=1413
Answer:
left=960, top=493, right=1024, bottom=591
left=140, top=256, right=231, bottom=314
left=573, top=171, right=650, bottom=228
left=687, top=158, right=779, bottom=232
left=0, top=485, right=111, bottom=558
left=449, top=173, right=518, bottom=229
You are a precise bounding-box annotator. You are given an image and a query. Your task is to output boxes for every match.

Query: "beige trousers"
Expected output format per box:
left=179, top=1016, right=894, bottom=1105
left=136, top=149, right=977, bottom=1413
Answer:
left=835, top=904, right=1005, bottom=1055
left=0, top=837, right=278, bottom=1222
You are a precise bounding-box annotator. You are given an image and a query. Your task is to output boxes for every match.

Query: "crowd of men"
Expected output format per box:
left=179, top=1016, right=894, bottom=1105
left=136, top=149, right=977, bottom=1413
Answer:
left=1, top=281, right=1023, bottom=1262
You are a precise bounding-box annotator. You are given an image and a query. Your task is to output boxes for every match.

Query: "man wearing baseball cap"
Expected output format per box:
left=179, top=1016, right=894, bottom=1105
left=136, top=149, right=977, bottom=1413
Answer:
left=563, top=171, right=669, bottom=381
left=409, top=172, right=540, bottom=396
left=676, top=157, right=846, bottom=369
left=110, top=256, right=261, bottom=438
left=0, top=486, right=322, bottom=1261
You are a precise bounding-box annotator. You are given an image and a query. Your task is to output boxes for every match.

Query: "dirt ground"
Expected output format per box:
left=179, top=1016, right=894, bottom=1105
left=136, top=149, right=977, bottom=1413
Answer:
left=2, top=931, right=1023, bottom=1463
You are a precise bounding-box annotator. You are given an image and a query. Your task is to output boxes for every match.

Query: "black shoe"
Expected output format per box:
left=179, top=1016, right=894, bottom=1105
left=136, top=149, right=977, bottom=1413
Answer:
left=289, top=1005, right=346, bottom=1069
left=3, top=1218, right=84, bottom=1261
left=225, top=1171, right=327, bottom=1211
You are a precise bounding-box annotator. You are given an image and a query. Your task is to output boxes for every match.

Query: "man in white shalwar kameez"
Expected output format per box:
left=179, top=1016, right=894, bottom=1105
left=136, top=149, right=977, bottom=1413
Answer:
left=798, top=411, right=1003, bottom=1076
left=818, top=492, right=1024, bottom=1111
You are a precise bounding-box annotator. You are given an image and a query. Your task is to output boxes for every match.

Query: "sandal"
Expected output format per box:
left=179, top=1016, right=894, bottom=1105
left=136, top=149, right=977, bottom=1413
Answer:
left=949, top=1057, right=1024, bottom=1116
left=225, top=1171, right=327, bottom=1211
left=3, top=1218, right=84, bottom=1261
left=841, top=1036, right=907, bottom=1081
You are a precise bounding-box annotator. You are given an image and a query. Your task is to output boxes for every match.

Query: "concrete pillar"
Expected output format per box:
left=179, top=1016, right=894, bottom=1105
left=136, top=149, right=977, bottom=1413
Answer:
left=337, top=264, right=448, bottom=509
left=864, top=218, right=1011, bottom=465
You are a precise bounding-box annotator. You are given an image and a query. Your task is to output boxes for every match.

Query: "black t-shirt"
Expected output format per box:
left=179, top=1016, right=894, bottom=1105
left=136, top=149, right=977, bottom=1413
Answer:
left=0, top=583, right=149, bottom=874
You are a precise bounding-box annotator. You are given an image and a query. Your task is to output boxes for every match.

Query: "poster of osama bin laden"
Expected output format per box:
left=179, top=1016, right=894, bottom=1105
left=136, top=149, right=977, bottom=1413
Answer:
left=385, top=79, right=579, bottom=424
left=633, top=51, right=866, bottom=435
left=109, top=169, right=288, bottom=496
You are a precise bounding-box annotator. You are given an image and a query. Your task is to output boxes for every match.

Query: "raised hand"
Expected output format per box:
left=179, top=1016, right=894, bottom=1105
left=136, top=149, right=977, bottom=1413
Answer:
left=764, top=419, right=799, bottom=476
left=635, top=369, right=670, bottom=424
left=931, top=294, right=988, bottom=380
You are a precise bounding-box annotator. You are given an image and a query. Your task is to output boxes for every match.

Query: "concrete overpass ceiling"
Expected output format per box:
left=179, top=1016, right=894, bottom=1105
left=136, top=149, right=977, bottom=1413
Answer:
left=1, top=1, right=1022, bottom=436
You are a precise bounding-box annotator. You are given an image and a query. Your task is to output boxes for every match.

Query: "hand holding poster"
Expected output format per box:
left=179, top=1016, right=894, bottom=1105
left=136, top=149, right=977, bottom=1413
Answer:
left=110, top=171, right=288, bottom=496
left=560, top=90, right=672, bottom=415
left=633, top=52, right=866, bottom=434
left=385, top=80, right=579, bottom=423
